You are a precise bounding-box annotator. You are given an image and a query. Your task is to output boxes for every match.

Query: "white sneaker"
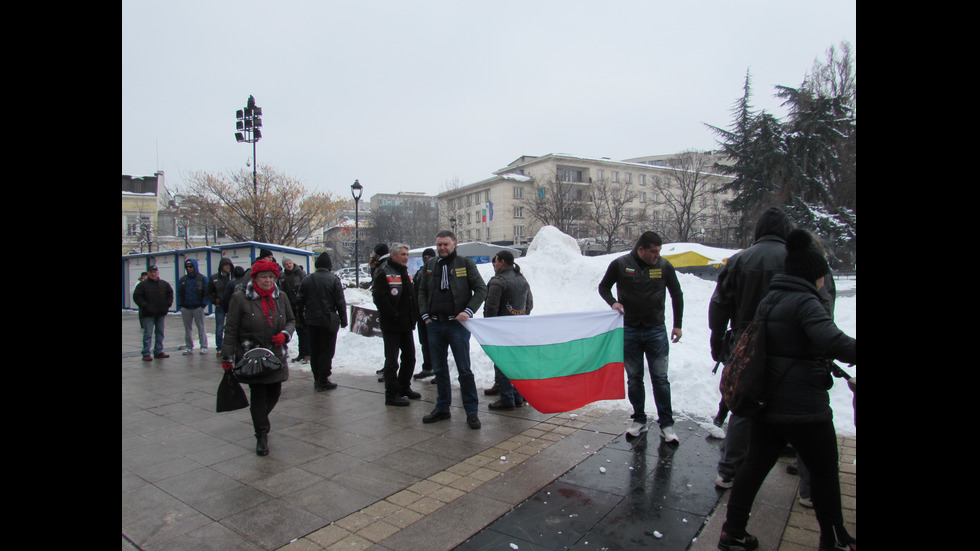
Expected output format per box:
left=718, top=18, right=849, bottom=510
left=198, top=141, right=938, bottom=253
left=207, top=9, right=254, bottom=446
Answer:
left=182, top=349, right=193, bottom=355
left=626, top=421, right=648, bottom=437
left=715, top=475, right=733, bottom=489
left=660, top=426, right=679, bottom=443
left=200, top=348, right=208, bottom=355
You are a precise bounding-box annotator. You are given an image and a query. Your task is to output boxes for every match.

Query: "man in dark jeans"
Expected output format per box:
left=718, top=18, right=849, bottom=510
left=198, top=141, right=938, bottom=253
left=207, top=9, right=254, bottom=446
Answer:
left=133, top=265, right=174, bottom=361
left=417, top=231, right=487, bottom=429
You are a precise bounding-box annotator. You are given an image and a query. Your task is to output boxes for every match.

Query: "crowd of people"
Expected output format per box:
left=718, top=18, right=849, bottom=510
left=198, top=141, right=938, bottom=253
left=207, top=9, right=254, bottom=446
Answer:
left=131, top=217, right=855, bottom=551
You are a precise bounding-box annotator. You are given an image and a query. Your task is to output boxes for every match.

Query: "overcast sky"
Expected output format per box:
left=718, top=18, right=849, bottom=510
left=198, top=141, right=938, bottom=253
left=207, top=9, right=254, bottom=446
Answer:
left=122, top=0, right=855, bottom=199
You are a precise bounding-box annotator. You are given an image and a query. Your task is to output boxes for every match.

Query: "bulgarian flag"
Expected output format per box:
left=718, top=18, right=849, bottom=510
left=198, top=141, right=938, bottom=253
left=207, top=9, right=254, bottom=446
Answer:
left=463, top=310, right=625, bottom=413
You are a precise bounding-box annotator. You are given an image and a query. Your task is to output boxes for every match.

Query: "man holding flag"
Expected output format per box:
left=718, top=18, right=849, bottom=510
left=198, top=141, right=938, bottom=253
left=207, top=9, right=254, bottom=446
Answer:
left=599, top=231, right=684, bottom=442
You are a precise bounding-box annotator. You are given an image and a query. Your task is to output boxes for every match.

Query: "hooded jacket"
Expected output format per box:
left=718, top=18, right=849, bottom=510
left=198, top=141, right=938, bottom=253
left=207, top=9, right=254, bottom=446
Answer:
left=206, top=258, right=234, bottom=308
left=177, top=258, right=208, bottom=310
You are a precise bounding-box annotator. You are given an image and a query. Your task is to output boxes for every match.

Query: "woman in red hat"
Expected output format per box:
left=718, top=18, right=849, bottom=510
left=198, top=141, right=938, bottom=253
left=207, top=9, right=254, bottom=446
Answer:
left=221, top=259, right=296, bottom=456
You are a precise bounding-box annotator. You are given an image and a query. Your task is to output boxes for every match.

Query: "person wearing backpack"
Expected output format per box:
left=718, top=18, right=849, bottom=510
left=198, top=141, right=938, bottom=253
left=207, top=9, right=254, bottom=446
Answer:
left=717, top=229, right=856, bottom=551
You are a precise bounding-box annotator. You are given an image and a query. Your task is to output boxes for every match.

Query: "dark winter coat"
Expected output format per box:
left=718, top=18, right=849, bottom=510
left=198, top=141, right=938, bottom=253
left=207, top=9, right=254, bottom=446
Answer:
left=598, top=250, right=684, bottom=328
left=297, top=259, right=348, bottom=331
left=418, top=250, right=487, bottom=321
left=206, top=258, right=235, bottom=310
left=372, top=258, right=418, bottom=332
left=177, top=258, right=208, bottom=310
left=279, top=263, right=307, bottom=325
left=484, top=266, right=533, bottom=318
left=133, top=277, right=174, bottom=318
left=709, top=208, right=793, bottom=338
left=756, top=274, right=856, bottom=425
left=221, top=281, right=295, bottom=385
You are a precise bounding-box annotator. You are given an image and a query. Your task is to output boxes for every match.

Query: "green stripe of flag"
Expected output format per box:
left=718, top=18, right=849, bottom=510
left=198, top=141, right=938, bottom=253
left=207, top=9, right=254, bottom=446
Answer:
left=481, top=327, right=624, bottom=380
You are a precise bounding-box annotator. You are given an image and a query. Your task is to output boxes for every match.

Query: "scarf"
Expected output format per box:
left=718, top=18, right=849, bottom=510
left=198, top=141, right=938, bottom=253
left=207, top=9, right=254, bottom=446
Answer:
left=253, top=284, right=277, bottom=327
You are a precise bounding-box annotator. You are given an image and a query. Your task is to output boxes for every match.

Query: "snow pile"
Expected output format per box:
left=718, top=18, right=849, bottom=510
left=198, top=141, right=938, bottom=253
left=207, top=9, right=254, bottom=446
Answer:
left=324, top=226, right=858, bottom=436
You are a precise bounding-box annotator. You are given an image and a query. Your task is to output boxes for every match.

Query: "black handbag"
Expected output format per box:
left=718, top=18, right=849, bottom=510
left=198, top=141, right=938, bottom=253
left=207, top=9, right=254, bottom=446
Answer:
left=232, top=347, right=283, bottom=382
left=216, top=370, right=249, bottom=412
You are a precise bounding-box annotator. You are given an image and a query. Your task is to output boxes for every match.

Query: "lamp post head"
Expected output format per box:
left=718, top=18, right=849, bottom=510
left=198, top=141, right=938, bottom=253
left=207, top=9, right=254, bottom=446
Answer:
left=351, top=179, right=363, bottom=202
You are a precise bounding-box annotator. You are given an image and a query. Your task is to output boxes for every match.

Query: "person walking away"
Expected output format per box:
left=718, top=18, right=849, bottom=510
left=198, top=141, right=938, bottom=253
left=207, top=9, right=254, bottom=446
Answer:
left=178, top=258, right=209, bottom=355
left=373, top=244, right=422, bottom=406
left=598, top=231, right=684, bottom=442
left=280, top=257, right=310, bottom=363
left=717, top=229, right=856, bottom=551
left=418, top=231, right=488, bottom=429
left=206, top=258, right=234, bottom=356
left=412, top=248, right=436, bottom=381
left=220, top=259, right=295, bottom=456
left=297, top=252, right=348, bottom=391
left=484, top=250, right=533, bottom=409
left=133, top=265, right=173, bottom=361
left=708, top=207, right=793, bottom=488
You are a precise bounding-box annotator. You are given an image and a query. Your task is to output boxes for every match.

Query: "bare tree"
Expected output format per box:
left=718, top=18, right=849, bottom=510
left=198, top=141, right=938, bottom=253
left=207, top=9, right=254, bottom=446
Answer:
left=180, top=164, right=346, bottom=247
left=651, top=151, right=719, bottom=242
left=439, top=176, right=467, bottom=232
left=584, top=177, right=649, bottom=254
left=522, top=170, right=588, bottom=237
left=370, top=200, right=439, bottom=248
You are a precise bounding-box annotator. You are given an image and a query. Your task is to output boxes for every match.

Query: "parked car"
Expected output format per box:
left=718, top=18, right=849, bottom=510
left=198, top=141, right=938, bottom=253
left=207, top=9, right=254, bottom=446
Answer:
left=337, top=267, right=372, bottom=288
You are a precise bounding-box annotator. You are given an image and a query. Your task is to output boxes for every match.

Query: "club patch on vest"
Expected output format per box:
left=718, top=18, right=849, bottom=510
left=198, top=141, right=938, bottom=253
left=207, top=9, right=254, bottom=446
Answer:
left=454, top=267, right=467, bottom=277
left=649, top=269, right=662, bottom=279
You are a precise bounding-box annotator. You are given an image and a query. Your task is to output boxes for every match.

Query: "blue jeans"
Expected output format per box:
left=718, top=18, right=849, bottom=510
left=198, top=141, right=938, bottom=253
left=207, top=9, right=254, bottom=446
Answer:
left=494, top=365, right=524, bottom=405
left=624, top=324, right=673, bottom=427
left=427, top=320, right=479, bottom=415
left=141, top=315, right=166, bottom=356
left=214, top=306, right=226, bottom=350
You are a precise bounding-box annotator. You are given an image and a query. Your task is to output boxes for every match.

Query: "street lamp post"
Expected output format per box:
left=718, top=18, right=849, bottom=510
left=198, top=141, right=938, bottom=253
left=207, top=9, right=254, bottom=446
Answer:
left=235, top=95, right=263, bottom=239
left=351, top=179, right=364, bottom=288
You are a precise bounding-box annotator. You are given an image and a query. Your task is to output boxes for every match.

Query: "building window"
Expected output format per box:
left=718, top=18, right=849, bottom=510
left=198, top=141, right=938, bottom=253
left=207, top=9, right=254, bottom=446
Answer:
left=639, top=192, right=647, bottom=203
left=626, top=172, right=632, bottom=184
left=597, top=169, right=604, bottom=181
left=557, top=167, right=584, bottom=183
left=640, top=174, right=647, bottom=186
left=513, top=186, right=523, bottom=199
left=613, top=171, right=619, bottom=183
left=514, top=225, right=524, bottom=237
left=513, top=206, right=524, bottom=218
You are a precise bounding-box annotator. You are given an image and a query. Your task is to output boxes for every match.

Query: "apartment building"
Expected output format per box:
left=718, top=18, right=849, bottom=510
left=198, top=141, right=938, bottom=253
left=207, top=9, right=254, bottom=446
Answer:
left=437, top=152, right=734, bottom=247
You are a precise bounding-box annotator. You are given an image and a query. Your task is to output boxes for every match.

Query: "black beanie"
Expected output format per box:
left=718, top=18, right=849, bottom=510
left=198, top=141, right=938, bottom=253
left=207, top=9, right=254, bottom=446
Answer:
left=373, top=243, right=389, bottom=256
left=315, top=252, right=332, bottom=270
left=785, top=229, right=829, bottom=283
left=258, top=248, right=274, bottom=259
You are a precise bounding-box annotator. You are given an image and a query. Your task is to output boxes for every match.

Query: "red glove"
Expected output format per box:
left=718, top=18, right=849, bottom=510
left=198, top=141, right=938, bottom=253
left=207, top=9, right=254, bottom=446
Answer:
left=271, top=333, right=287, bottom=347
left=222, top=361, right=234, bottom=371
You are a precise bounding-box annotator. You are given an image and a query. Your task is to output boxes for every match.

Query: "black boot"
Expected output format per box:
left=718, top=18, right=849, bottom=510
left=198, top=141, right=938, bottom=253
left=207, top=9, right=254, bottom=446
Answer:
left=255, top=434, right=269, bottom=456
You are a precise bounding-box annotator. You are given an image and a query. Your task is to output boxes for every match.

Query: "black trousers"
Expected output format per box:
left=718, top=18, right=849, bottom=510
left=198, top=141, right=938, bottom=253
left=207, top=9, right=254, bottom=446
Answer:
left=382, top=329, right=416, bottom=397
left=248, top=382, right=282, bottom=436
left=723, top=418, right=848, bottom=545
left=308, top=324, right=339, bottom=386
